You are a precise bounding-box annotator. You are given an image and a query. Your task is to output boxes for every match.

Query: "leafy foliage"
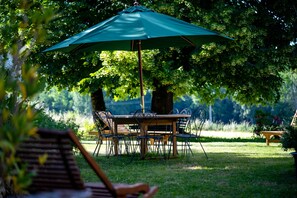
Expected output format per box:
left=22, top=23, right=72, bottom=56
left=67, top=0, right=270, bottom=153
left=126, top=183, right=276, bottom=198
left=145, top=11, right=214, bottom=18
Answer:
left=279, top=70, right=297, bottom=110
left=26, top=1, right=297, bottom=114
left=77, top=0, right=297, bottom=106
left=0, top=0, right=54, bottom=195
left=253, top=109, right=284, bottom=135
left=0, top=65, right=41, bottom=195
left=35, top=0, right=132, bottom=92
left=34, top=110, right=79, bottom=131
left=177, top=0, right=296, bottom=105
left=281, top=126, right=297, bottom=152
left=36, top=87, right=92, bottom=115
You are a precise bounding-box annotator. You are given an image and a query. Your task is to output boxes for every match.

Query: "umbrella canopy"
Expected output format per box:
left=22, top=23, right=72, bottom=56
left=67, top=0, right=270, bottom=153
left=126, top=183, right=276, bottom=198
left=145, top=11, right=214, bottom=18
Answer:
left=44, top=5, right=232, bottom=112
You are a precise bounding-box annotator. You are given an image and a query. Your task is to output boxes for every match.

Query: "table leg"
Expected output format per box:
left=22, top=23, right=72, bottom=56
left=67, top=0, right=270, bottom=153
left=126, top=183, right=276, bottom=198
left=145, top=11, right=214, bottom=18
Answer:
left=266, top=136, right=270, bottom=146
left=140, top=124, right=147, bottom=159
left=263, top=134, right=271, bottom=146
left=172, top=121, right=177, bottom=156
left=113, top=122, right=118, bottom=156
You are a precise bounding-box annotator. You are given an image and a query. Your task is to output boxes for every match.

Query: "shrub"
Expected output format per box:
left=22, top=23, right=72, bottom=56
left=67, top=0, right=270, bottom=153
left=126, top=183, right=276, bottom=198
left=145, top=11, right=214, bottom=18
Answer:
left=0, top=65, right=40, bottom=196
left=281, top=126, right=297, bottom=152
left=34, top=110, right=81, bottom=139
left=253, top=110, right=284, bottom=135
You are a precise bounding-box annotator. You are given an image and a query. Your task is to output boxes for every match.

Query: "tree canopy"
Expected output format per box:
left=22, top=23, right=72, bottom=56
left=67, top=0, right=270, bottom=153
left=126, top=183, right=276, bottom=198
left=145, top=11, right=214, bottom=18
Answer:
left=36, top=0, right=297, bottom=108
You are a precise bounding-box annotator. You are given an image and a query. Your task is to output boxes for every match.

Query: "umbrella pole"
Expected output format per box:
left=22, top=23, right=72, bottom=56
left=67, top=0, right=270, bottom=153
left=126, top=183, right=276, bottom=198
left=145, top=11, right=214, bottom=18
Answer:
left=137, top=40, right=145, bottom=113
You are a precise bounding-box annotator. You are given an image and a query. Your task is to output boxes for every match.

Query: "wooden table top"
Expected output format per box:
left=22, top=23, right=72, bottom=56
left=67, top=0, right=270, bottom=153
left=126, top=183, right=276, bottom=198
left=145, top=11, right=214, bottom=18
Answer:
left=111, top=114, right=190, bottom=124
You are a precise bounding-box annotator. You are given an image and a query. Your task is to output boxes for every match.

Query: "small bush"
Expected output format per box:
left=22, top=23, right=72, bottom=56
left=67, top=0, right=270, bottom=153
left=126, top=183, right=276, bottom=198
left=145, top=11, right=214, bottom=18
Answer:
left=34, top=110, right=81, bottom=138
left=253, top=110, right=284, bottom=135
left=281, top=126, right=297, bottom=152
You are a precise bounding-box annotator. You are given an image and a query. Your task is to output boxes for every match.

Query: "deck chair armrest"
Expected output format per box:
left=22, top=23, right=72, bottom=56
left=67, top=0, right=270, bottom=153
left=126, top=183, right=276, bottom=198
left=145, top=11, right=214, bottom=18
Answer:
left=142, top=186, right=158, bottom=198
left=85, top=182, right=158, bottom=198
left=114, top=183, right=158, bottom=197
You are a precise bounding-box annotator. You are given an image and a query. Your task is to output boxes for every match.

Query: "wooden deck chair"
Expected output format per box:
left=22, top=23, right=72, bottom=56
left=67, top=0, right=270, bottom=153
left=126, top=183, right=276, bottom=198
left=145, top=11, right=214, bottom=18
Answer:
left=16, top=128, right=158, bottom=197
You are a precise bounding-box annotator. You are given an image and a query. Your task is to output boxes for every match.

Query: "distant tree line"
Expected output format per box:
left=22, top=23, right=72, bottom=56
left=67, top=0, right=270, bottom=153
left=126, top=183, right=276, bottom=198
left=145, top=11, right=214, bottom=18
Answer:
left=37, top=87, right=92, bottom=115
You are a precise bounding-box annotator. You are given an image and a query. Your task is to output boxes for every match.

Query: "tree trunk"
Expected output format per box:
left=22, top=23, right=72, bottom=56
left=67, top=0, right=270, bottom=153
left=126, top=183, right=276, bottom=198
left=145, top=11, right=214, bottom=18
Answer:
left=151, top=85, right=173, bottom=114
left=91, top=87, right=106, bottom=112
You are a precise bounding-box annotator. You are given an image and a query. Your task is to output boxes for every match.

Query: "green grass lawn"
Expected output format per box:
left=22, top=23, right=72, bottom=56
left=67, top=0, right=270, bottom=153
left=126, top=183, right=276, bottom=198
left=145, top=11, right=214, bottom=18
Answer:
left=78, top=131, right=297, bottom=198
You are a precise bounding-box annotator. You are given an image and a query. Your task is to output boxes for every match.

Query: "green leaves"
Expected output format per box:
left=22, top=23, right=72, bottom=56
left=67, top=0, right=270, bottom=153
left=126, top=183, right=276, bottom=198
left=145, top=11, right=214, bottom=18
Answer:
left=98, top=51, right=143, bottom=99
left=0, top=0, right=54, bottom=195
left=34, top=0, right=297, bottom=107
left=0, top=64, right=40, bottom=194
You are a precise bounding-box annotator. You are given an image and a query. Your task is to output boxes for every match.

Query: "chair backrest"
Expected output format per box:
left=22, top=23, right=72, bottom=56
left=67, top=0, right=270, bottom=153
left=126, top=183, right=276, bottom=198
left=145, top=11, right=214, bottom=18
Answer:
left=96, top=111, right=113, bottom=129
left=16, top=129, right=85, bottom=192
left=97, top=111, right=132, bottom=136
left=178, top=108, right=192, bottom=134
left=169, top=108, right=179, bottom=114
left=180, top=108, right=191, bottom=115
left=94, top=111, right=127, bottom=136
left=133, top=110, right=157, bottom=133
left=17, top=128, right=117, bottom=196
left=190, top=108, right=206, bottom=136
left=92, top=111, right=110, bottom=136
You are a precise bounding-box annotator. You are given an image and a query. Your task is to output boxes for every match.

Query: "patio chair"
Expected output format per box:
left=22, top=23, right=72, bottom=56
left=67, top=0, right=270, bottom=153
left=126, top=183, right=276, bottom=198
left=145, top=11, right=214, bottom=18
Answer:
left=16, top=128, right=158, bottom=197
left=98, top=111, right=131, bottom=156
left=92, top=111, right=114, bottom=157
left=177, top=108, right=192, bottom=134
left=167, top=108, right=191, bottom=157
left=94, top=111, right=131, bottom=156
left=176, top=108, right=208, bottom=158
left=168, top=108, right=208, bottom=158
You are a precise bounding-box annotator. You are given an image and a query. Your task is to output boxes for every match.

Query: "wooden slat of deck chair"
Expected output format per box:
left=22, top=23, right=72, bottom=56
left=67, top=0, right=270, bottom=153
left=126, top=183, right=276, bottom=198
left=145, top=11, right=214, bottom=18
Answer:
left=17, top=128, right=158, bottom=198
left=17, top=131, right=85, bottom=192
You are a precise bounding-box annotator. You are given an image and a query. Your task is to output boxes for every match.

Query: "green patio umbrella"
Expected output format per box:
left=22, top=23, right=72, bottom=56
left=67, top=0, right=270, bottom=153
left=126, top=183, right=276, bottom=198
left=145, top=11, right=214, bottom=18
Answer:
left=44, top=3, right=232, bottom=112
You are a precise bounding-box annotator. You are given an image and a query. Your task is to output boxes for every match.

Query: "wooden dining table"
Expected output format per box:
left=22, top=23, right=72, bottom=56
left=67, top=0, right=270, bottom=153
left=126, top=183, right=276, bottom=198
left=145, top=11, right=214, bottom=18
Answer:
left=110, top=114, right=191, bottom=159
